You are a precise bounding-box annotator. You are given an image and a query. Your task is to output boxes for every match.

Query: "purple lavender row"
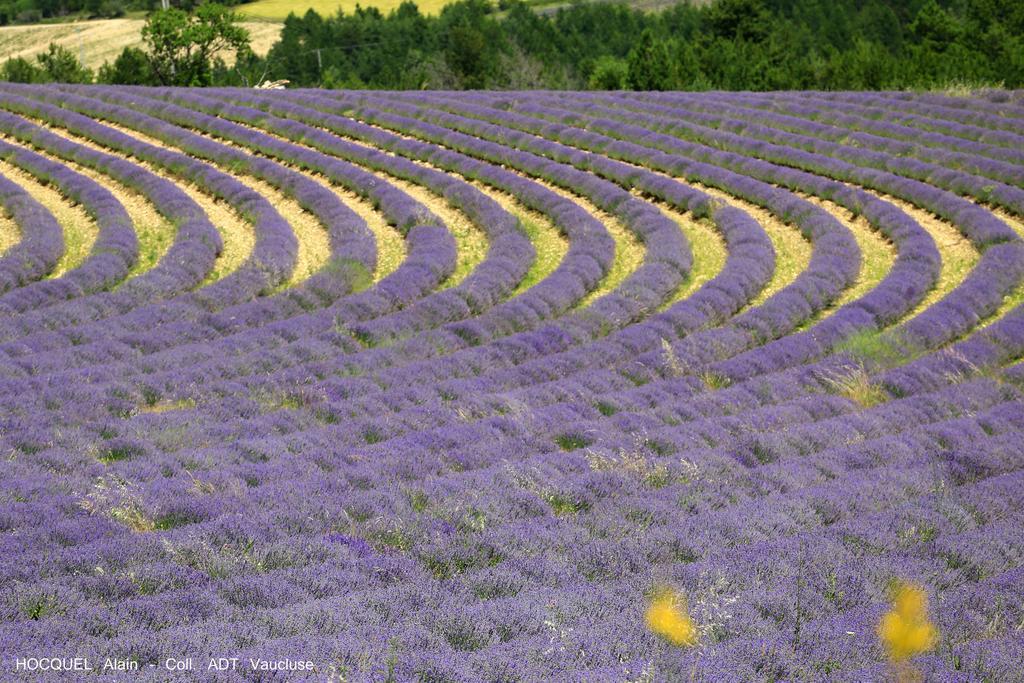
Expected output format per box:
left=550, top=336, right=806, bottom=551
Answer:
left=6, top=84, right=466, bottom=364
left=721, top=90, right=1024, bottom=168
left=156, top=256, right=1024, bottom=479
left=900, top=88, right=1024, bottom=120
left=6, top=294, right=1015, bottom=655
left=493, top=93, right=1024, bottom=370
left=307, top=91, right=858, bottom=353
left=741, top=90, right=1024, bottom=151
left=3, top=388, right=1020, bottom=678
left=364, top=92, right=939, bottom=384
left=74, top=85, right=921, bottom=444
left=110, top=85, right=536, bottom=346
left=0, top=83, right=606, bottom=395
left=3, top=376, right=1015, bottom=588
left=99, top=88, right=765, bottom=405
left=0, top=160, right=62, bottom=292
left=66, top=84, right=671, bottom=378
left=0, top=89, right=299, bottom=330
left=0, top=124, right=137, bottom=315
left=792, top=90, right=1024, bottom=141
left=28, top=83, right=376, bottom=305
left=522, top=91, right=1024, bottom=224
left=1, top=91, right=1022, bottom=678
left=108, top=90, right=1019, bottom=471
left=173, top=345, right=1012, bottom=505
left=613, top=91, right=1024, bottom=190
left=0, top=87, right=770, bottom=454
left=269, top=89, right=687, bottom=341
left=0, top=84, right=614, bottom=413
left=14, top=85, right=974, bottom=479
left=0, top=113, right=223, bottom=336
left=0, top=87, right=407, bottom=370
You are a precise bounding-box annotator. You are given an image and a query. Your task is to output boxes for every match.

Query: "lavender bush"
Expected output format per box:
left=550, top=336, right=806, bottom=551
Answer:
left=0, top=86, right=1021, bottom=682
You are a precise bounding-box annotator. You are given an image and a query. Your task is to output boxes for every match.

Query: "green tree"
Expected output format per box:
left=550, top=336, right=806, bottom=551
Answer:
left=142, top=2, right=250, bottom=86
left=674, top=41, right=704, bottom=89
left=910, top=0, right=961, bottom=49
left=98, top=46, right=156, bottom=85
left=627, top=29, right=674, bottom=90
left=36, top=43, right=93, bottom=83
left=0, top=56, right=42, bottom=83
left=438, top=0, right=502, bottom=88
left=705, top=0, right=770, bottom=43
left=588, top=55, right=628, bottom=90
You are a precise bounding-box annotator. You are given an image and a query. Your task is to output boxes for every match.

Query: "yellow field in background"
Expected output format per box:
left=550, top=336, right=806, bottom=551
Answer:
left=237, top=0, right=453, bottom=20
left=0, top=19, right=282, bottom=69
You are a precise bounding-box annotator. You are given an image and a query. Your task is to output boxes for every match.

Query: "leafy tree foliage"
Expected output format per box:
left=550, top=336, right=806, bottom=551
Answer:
left=2, top=0, right=1021, bottom=92
left=0, top=43, right=91, bottom=82
left=627, top=29, right=674, bottom=91
left=142, top=3, right=250, bottom=86
left=97, top=46, right=154, bottom=85
left=36, top=43, right=93, bottom=82
left=253, top=0, right=1022, bottom=91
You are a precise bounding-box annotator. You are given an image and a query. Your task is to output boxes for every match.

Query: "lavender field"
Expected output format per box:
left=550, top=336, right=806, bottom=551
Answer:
left=1, top=86, right=1024, bottom=681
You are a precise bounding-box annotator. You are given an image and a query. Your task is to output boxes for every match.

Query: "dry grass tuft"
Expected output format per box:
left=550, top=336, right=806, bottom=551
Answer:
left=820, top=363, right=889, bottom=408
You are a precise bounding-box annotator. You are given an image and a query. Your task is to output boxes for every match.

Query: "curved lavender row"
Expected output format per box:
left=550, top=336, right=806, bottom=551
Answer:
left=880, top=302, right=1024, bottom=397
left=3, top=90, right=1024, bottom=679
left=117, top=272, right=1024, bottom=497
left=482, top=92, right=1024, bottom=378
left=0, top=87, right=397, bottom=370
left=70, top=92, right=1024, bottom=501
left=688, top=90, right=1024, bottom=170
left=46, top=204, right=763, bottom=459
left=0, top=166, right=63, bottom=292
left=0, top=130, right=137, bottom=315
left=39, top=81, right=937, bottom=432
left=0, top=89, right=675, bottom=417
left=0, top=83, right=614, bottom=395
left=67, top=85, right=533, bottom=316
left=0, top=114, right=223, bottom=347
left=67, top=287, right=1024, bottom=562
left=155, top=166, right=1024, bottom=484
left=802, top=90, right=1024, bottom=144
left=306, top=91, right=859, bottom=352
left=746, top=90, right=1024, bottom=152
left=0, top=89, right=297, bottom=330
left=130, top=323, right=1014, bottom=499
left=903, top=89, right=1024, bottom=121
left=20, top=83, right=366, bottom=300
left=109, top=85, right=538, bottom=346
left=615, top=91, right=1024, bottom=189
left=364, top=92, right=940, bottom=385
left=523, top=92, right=1024, bottom=221
left=231, top=88, right=678, bottom=345
left=0, top=88, right=991, bottom=444
left=96, top=89, right=770, bottom=403
left=0, top=83, right=770, bottom=438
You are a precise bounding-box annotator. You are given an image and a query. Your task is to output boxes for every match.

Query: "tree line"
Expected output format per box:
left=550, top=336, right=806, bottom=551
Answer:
left=2, top=0, right=1022, bottom=91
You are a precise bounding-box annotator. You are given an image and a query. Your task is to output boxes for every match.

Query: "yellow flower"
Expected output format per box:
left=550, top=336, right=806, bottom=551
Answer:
left=878, top=582, right=937, bottom=662
left=646, top=589, right=698, bottom=647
